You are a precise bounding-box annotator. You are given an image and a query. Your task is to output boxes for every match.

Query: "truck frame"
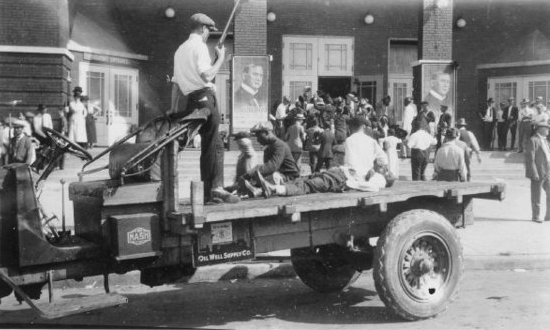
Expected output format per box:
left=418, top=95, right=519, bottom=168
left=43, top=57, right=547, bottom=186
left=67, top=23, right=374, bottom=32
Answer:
left=0, top=110, right=505, bottom=320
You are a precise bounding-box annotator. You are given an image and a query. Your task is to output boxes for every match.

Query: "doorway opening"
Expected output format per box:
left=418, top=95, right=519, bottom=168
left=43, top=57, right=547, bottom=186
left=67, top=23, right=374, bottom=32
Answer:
left=318, top=77, right=351, bottom=99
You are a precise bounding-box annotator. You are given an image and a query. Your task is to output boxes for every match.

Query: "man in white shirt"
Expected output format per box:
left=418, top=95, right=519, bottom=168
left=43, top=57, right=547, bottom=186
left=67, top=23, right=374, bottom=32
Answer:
left=33, top=104, right=53, bottom=145
left=344, top=116, right=388, bottom=180
left=402, top=96, right=417, bottom=137
left=275, top=96, right=290, bottom=137
left=433, top=128, right=467, bottom=182
left=170, top=13, right=238, bottom=203
left=407, top=121, right=437, bottom=181
left=479, top=98, right=496, bottom=150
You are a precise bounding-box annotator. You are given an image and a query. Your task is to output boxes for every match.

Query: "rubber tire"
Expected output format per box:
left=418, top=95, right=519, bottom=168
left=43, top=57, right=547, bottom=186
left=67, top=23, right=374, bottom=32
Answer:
left=373, top=209, right=463, bottom=321
left=291, top=244, right=361, bottom=293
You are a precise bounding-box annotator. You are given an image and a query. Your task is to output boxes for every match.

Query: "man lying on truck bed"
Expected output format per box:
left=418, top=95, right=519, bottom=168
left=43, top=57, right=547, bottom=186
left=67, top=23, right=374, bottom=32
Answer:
left=245, top=116, right=394, bottom=197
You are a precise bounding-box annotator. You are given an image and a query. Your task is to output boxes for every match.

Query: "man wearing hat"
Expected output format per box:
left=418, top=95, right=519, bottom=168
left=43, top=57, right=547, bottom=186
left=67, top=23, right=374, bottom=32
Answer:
left=8, top=119, right=36, bottom=165
left=33, top=104, right=53, bottom=145
left=241, top=122, right=299, bottom=196
left=284, top=112, right=306, bottom=166
left=479, top=98, right=497, bottom=150
left=433, top=128, right=467, bottom=182
left=525, top=120, right=550, bottom=223
left=518, top=98, right=535, bottom=153
left=171, top=13, right=234, bottom=203
left=457, top=118, right=481, bottom=181
left=504, top=97, right=519, bottom=151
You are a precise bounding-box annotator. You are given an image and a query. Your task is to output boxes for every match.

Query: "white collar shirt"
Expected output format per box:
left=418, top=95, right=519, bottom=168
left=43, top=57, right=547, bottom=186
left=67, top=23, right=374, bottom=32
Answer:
left=519, top=106, right=534, bottom=121
left=406, top=129, right=437, bottom=150
left=276, top=103, right=288, bottom=120
left=344, top=132, right=388, bottom=179
left=402, top=104, right=417, bottom=134
left=429, top=90, right=445, bottom=101
left=173, top=34, right=214, bottom=95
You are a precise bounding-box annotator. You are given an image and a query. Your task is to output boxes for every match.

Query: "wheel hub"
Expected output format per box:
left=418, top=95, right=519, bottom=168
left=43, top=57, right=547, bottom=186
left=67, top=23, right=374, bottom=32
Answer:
left=400, top=234, right=451, bottom=301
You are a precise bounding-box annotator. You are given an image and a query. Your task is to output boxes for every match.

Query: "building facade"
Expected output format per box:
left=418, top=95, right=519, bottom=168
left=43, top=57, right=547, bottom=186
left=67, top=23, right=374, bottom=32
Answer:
left=1, top=0, right=549, bottom=145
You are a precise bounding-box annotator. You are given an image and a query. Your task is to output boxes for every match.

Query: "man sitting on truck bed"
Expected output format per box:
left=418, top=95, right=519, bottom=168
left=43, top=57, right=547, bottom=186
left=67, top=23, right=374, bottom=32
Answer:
left=251, top=116, right=393, bottom=197
left=241, top=121, right=300, bottom=189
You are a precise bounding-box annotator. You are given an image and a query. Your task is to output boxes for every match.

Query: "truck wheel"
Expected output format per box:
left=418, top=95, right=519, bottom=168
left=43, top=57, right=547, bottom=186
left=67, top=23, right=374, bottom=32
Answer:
left=291, top=244, right=361, bottom=293
left=373, top=209, right=463, bottom=320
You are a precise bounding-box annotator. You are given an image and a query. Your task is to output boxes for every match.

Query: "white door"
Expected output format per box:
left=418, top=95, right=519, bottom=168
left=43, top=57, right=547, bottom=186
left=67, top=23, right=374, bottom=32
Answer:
left=388, top=77, right=413, bottom=125
left=80, top=63, right=139, bottom=146
left=282, top=35, right=354, bottom=101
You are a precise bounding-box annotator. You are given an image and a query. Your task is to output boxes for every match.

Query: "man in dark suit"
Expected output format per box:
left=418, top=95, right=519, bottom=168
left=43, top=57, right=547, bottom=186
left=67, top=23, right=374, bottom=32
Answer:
left=506, top=97, right=519, bottom=150
left=234, top=63, right=264, bottom=109
left=479, top=98, right=497, bottom=150
left=525, top=121, right=550, bottom=223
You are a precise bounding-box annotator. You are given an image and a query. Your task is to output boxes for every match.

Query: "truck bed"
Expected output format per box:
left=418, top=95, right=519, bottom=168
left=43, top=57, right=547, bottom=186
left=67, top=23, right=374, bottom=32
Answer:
left=179, top=180, right=505, bottom=223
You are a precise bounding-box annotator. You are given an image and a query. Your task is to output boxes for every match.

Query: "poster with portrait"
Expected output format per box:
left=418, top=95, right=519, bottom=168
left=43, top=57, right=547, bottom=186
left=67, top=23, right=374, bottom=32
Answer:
left=231, top=55, right=270, bottom=134
left=419, top=62, right=457, bottom=125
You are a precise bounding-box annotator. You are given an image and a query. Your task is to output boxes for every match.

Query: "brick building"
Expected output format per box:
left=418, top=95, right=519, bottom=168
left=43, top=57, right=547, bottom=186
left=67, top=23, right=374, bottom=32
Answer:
left=1, top=0, right=549, bottom=145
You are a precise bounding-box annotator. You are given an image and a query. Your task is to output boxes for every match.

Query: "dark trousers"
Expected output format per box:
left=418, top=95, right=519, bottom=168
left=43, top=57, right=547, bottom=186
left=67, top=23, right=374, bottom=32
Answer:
left=530, top=177, right=550, bottom=221
left=186, top=88, right=224, bottom=198
left=497, top=122, right=508, bottom=150
left=308, top=151, right=319, bottom=174
left=411, top=148, right=429, bottom=181
left=509, top=122, right=517, bottom=149
left=482, top=121, right=494, bottom=150
left=518, top=121, right=533, bottom=152
left=284, top=167, right=347, bottom=196
left=435, top=169, right=461, bottom=182
left=315, top=157, right=332, bottom=172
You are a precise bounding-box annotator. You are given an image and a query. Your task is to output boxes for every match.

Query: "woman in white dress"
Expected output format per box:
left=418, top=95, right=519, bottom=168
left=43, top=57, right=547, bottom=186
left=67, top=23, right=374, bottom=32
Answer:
left=67, top=86, right=88, bottom=147
left=383, top=128, right=402, bottom=178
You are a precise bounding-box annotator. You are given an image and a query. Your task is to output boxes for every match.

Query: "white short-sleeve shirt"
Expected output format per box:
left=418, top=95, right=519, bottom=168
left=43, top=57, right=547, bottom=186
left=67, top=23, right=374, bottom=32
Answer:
left=173, top=34, right=214, bottom=95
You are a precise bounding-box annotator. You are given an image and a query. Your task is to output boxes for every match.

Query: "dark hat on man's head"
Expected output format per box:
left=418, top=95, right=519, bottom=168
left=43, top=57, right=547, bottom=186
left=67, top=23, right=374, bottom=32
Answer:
left=440, top=104, right=449, bottom=111
left=233, top=131, right=250, bottom=140
left=72, top=86, right=83, bottom=94
left=190, top=13, right=218, bottom=31
left=421, top=100, right=429, bottom=105
left=37, top=104, right=46, bottom=111
left=332, top=144, right=345, bottom=155
left=487, top=98, right=494, bottom=103
left=521, top=98, right=530, bottom=105
left=456, top=118, right=468, bottom=127
left=349, top=115, right=366, bottom=128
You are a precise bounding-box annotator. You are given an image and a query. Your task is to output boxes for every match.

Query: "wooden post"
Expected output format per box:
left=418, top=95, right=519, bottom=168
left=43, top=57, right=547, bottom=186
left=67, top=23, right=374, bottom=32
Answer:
left=162, top=141, right=179, bottom=230
left=191, top=181, right=205, bottom=227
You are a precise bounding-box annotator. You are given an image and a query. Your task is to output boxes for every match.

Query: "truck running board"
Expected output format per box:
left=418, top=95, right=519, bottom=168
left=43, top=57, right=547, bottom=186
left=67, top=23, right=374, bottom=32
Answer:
left=0, top=268, right=127, bottom=319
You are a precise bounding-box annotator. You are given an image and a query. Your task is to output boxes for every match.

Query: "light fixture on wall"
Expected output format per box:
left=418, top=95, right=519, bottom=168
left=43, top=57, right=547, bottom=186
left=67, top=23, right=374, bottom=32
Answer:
left=364, top=14, right=374, bottom=25
left=436, top=0, right=450, bottom=9
left=165, top=7, right=175, bottom=18
left=267, top=12, right=276, bottom=22
left=456, top=18, right=466, bottom=28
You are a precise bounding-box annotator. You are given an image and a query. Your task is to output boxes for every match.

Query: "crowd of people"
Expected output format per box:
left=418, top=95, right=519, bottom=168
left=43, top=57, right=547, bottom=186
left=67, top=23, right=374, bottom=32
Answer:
left=0, top=86, right=98, bottom=167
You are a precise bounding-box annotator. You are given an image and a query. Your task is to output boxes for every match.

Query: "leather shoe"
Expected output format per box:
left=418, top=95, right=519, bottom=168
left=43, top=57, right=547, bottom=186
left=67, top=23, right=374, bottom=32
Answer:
left=532, top=218, right=543, bottom=223
left=242, top=179, right=262, bottom=198
left=211, top=187, right=240, bottom=204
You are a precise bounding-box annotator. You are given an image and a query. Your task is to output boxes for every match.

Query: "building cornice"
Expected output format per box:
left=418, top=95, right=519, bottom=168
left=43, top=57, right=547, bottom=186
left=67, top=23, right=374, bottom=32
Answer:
left=0, top=45, right=74, bottom=61
left=67, top=40, right=148, bottom=61
left=477, top=59, right=550, bottom=70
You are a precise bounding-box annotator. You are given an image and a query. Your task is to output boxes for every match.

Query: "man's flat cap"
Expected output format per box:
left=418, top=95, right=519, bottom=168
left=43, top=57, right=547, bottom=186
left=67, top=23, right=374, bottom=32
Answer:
left=190, top=13, right=218, bottom=31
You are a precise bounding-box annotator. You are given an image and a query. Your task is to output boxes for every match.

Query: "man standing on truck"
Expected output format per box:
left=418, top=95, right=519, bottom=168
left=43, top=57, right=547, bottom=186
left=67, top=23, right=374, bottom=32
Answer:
left=170, top=13, right=238, bottom=203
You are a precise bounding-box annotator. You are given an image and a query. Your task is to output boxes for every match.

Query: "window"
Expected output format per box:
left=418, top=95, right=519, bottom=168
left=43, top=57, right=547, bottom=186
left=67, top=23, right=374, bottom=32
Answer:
left=86, top=71, right=106, bottom=116
left=290, top=43, right=313, bottom=71
left=529, top=81, right=550, bottom=103
left=495, top=82, right=517, bottom=108
left=324, top=44, right=347, bottom=71
left=114, top=74, right=132, bottom=117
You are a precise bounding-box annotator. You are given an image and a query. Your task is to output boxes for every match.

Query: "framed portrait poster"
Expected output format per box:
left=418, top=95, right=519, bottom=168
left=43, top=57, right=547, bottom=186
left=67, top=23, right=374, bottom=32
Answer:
left=231, top=55, right=270, bottom=134
left=414, top=61, right=457, bottom=124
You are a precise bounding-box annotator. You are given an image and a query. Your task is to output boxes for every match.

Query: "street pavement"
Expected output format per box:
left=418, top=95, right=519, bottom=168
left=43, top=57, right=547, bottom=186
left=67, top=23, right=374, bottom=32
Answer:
left=35, top=148, right=550, bottom=287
